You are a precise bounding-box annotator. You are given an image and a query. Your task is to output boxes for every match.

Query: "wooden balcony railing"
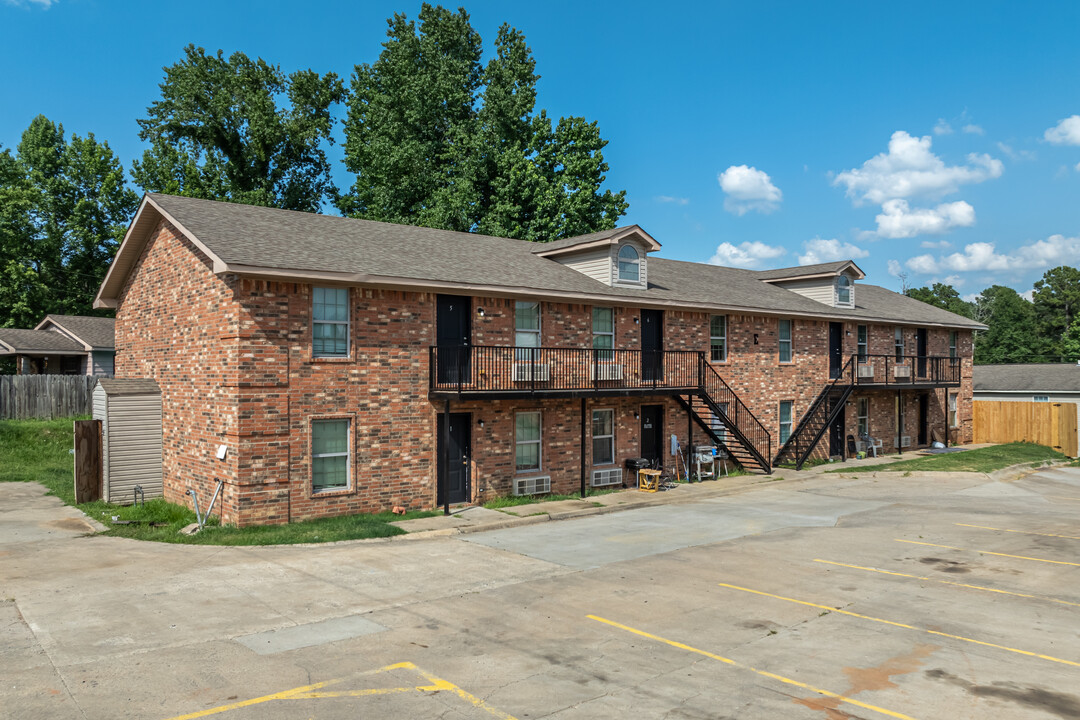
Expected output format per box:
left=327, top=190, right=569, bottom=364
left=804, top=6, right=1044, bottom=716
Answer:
left=853, top=354, right=961, bottom=386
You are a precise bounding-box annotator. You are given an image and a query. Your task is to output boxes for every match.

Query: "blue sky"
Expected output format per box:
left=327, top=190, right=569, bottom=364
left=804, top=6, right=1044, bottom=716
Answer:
left=3, top=0, right=1079, bottom=298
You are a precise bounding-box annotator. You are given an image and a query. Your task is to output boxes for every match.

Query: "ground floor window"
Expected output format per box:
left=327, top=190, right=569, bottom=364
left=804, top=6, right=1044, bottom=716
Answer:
left=779, top=401, right=793, bottom=444
left=516, top=411, right=541, bottom=472
left=895, top=395, right=906, bottom=446
left=948, top=393, right=958, bottom=427
left=857, top=397, right=869, bottom=437
left=312, top=419, right=350, bottom=492
left=710, top=402, right=729, bottom=442
left=592, top=409, right=615, bottom=465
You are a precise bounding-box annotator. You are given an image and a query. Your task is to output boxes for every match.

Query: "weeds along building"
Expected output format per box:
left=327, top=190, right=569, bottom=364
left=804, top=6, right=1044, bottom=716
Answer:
left=95, top=194, right=983, bottom=526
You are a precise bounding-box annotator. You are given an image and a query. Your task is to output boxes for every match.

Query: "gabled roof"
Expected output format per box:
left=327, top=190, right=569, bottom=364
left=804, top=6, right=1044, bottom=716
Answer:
left=95, top=194, right=984, bottom=329
left=530, top=225, right=661, bottom=257
left=757, top=261, right=866, bottom=282
left=0, top=328, right=86, bottom=355
left=973, top=364, right=1080, bottom=392
left=35, top=315, right=115, bottom=349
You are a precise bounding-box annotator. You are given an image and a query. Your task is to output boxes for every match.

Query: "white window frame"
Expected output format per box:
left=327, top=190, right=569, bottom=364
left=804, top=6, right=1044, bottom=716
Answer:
left=515, top=301, right=541, bottom=360
left=592, top=307, right=614, bottom=361
left=1033, top=395, right=1050, bottom=402
left=591, top=408, right=615, bottom=466
left=311, top=418, right=351, bottom=493
left=711, top=402, right=729, bottom=443
left=857, top=325, right=868, bottom=362
left=778, top=319, right=793, bottom=363
left=779, top=400, right=793, bottom=444
left=836, top=275, right=852, bottom=306
left=857, top=397, right=869, bottom=437
left=948, top=393, right=958, bottom=427
left=313, top=286, right=350, bottom=358
left=710, top=315, right=728, bottom=362
left=949, top=331, right=957, bottom=359
left=617, top=244, right=640, bottom=283
left=894, top=326, right=905, bottom=362
left=515, top=411, right=542, bottom=473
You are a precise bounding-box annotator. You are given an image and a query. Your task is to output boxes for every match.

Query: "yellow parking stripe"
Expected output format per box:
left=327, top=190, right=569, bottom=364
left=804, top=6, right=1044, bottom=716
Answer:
left=813, top=559, right=1080, bottom=609
left=587, top=614, right=918, bottom=720
left=896, top=539, right=1080, bottom=567
left=955, top=522, right=1080, bottom=541
left=716, top=583, right=1080, bottom=670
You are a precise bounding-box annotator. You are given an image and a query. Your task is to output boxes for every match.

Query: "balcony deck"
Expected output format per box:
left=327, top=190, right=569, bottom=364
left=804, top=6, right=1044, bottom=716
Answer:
left=851, top=354, right=962, bottom=388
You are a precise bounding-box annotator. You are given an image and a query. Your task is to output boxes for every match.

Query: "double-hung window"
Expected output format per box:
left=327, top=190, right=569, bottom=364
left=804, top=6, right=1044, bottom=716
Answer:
left=312, top=419, right=350, bottom=492
left=710, top=315, right=727, bottom=362
left=778, top=319, right=793, bottom=363
left=948, top=393, right=958, bottom=427
left=591, top=409, right=615, bottom=466
left=515, top=412, right=541, bottom=472
left=313, top=287, right=349, bottom=357
left=857, top=397, right=869, bottom=437
left=593, top=307, right=614, bottom=361
left=711, top=402, right=729, bottom=442
left=894, top=326, right=905, bottom=362
left=778, top=401, right=793, bottom=444
left=949, top=331, right=957, bottom=359
left=857, top=325, right=868, bottom=363
left=515, top=301, right=541, bottom=361
left=836, top=276, right=852, bottom=306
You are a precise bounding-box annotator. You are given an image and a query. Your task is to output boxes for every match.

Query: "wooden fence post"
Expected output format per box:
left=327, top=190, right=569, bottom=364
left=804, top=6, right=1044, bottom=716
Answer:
left=73, top=419, right=102, bottom=503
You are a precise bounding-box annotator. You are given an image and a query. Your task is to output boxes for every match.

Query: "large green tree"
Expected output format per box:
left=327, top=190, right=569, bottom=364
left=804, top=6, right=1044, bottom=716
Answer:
left=340, top=4, right=628, bottom=239
left=906, top=283, right=975, bottom=318
left=1031, top=265, right=1080, bottom=359
left=0, top=116, right=138, bottom=327
left=972, top=285, right=1043, bottom=364
left=133, top=45, right=345, bottom=212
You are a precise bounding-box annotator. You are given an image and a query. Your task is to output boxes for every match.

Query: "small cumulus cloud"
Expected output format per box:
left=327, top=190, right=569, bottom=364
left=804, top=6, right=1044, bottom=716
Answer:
left=996, top=142, right=1036, bottom=162
left=961, top=124, right=984, bottom=135
left=718, top=165, right=782, bottom=215
left=873, top=199, right=975, bottom=239
left=708, top=241, right=786, bottom=269
left=655, top=195, right=689, bottom=206
left=1044, top=115, right=1080, bottom=145
left=3, top=0, right=56, bottom=7
left=797, top=238, right=868, bottom=266
left=905, top=234, right=1080, bottom=275
left=887, top=259, right=904, bottom=277
left=920, top=239, right=953, bottom=249
left=1020, top=289, right=1035, bottom=301
left=934, top=119, right=954, bottom=136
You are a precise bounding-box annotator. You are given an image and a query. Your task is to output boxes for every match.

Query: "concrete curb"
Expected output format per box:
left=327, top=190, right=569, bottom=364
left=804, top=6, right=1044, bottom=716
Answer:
left=989, top=459, right=1073, bottom=484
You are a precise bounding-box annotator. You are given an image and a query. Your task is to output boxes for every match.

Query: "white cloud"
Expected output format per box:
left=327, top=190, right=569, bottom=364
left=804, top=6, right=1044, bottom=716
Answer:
left=708, top=241, right=786, bottom=269
left=718, top=165, right=782, bottom=215
left=905, top=234, right=1080, bottom=275
left=1075, top=161, right=1080, bottom=172
left=1044, top=115, right=1080, bottom=145
left=962, top=124, right=984, bottom=135
left=1020, top=289, right=1035, bottom=301
left=942, top=274, right=964, bottom=287
left=887, top=259, right=904, bottom=277
left=3, top=0, right=56, bottom=7
left=934, top=119, right=953, bottom=136
left=961, top=292, right=979, bottom=303
left=833, top=131, right=1003, bottom=206
left=797, top=238, right=868, bottom=266
left=873, top=199, right=975, bottom=239
left=655, top=195, right=689, bottom=206
left=920, top=239, right=953, bottom=249
left=997, top=142, right=1037, bottom=162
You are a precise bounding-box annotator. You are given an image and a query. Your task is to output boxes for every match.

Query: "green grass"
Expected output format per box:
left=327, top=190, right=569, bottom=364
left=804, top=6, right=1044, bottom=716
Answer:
left=827, top=442, right=1066, bottom=474
left=0, top=418, right=438, bottom=545
left=483, top=488, right=619, bottom=509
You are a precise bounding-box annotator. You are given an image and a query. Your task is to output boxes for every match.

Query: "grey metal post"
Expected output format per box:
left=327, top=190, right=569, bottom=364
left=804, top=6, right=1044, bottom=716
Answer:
left=687, top=396, right=694, bottom=481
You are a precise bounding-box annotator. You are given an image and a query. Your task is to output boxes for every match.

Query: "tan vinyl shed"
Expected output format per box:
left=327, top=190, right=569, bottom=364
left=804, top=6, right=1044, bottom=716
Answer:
left=92, top=378, right=163, bottom=504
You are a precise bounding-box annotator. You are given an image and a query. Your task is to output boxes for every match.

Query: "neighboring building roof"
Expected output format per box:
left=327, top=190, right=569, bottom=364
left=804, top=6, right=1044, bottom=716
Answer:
left=756, top=261, right=866, bottom=282
left=0, top=328, right=86, bottom=354
left=96, top=194, right=984, bottom=330
left=973, top=364, right=1080, bottom=393
left=36, top=314, right=115, bottom=349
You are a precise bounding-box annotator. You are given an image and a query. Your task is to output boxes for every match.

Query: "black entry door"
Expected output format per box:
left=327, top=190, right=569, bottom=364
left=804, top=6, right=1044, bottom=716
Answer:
left=829, top=407, right=845, bottom=457
left=916, top=328, right=928, bottom=378
left=640, top=405, right=664, bottom=463
left=436, top=294, right=471, bottom=384
left=829, top=322, right=844, bottom=379
left=640, top=309, right=663, bottom=383
left=918, top=394, right=929, bottom=446
left=437, top=412, right=470, bottom=505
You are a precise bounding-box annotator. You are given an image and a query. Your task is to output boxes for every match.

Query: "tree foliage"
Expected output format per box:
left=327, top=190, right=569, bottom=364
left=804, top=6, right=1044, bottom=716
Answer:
left=339, top=4, right=628, bottom=239
left=906, top=283, right=975, bottom=318
left=0, top=116, right=138, bottom=328
left=133, top=45, right=345, bottom=212
left=972, top=285, right=1042, bottom=364
left=1031, top=265, right=1080, bottom=358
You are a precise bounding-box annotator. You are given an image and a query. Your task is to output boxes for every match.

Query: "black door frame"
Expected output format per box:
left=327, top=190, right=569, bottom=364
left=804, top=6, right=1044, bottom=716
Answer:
left=437, top=411, right=471, bottom=505
left=640, top=404, right=664, bottom=463
left=829, top=322, right=844, bottom=379
left=436, top=294, right=471, bottom=384
left=641, top=309, right=664, bottom=382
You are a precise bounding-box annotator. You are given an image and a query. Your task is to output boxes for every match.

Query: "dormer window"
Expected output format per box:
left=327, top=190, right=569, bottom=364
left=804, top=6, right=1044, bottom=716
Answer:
left=618, top=245, right=640, bottom=283
left=836, top=276, right=852, bottom=306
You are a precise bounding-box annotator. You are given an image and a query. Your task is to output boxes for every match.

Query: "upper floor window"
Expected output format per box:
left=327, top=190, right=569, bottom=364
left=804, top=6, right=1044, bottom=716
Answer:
left=593, top=307, right=614, bottom=360
left=710, top=315, right=728, bottom=362
left=515, top=301, right=541, bottom=360
left=894, top=326, right=905, bottom=362
left=857, top=325, right=868, bottom=362
left=949, top=331, right=958, bottom=359
left=313, top=287, right=349, bottom=357
left=618, top=245, right=640, bottom=283
left=778, top=319, right=793, bottom=363
left=836, top=276, right=852, bottom=306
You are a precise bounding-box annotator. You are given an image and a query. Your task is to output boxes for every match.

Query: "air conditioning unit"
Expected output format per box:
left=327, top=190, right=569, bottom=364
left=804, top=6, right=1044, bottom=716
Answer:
left=513, top=476, right=551, bottom=496
left=591, top=468, right=622, bottom=487
left=897, top=435, right=912, bottom=447
left=590, top=364, right=624, bottom=381
left=894, top=365, right=911, bottom=378
left=857, top=364, right=875, bottom=379
left=512, top=363, right=551, bottom=382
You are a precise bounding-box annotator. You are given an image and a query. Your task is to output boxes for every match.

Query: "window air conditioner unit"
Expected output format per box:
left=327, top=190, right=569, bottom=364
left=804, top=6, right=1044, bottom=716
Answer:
left=857, top=364, right=875, bottom=379
left=590, top=468, right=622, bottom=487
left=894, top=365, right=911, bottom=378
left=513, top=476, right=551, bottom=496
left=512, top=363, right=551, bottom=382
left=896, top=436, right=912, bottom=447
left=590, top=364, right=624, bottom=381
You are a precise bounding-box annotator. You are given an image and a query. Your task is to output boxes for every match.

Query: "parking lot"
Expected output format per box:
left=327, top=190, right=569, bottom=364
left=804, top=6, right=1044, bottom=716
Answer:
left=4, top=465, right=1080, bottom=719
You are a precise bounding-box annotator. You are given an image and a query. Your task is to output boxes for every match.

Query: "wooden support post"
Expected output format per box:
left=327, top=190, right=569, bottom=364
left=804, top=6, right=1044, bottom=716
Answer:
left=442, top=399, right=450, bottom=516
left=580, top=397, right=587, bottom=498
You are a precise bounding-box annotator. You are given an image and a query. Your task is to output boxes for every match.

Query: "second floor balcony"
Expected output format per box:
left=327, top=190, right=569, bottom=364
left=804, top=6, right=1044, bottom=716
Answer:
left=852, top=354, right=962, bottom=387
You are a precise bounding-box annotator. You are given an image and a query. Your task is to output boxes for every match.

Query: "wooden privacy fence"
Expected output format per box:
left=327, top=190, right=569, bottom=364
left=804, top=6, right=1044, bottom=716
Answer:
left=973, top=400, right=1079, bottom=457
left=0, top=375, right=98, bottom=420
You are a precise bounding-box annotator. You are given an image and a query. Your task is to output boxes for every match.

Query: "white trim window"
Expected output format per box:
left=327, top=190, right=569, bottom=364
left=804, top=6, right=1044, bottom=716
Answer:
left=515, top=411, right=541, bottom=472
left=894, top=326, right=905, bottom=362
left=948, top=393, right=958, bottom=427
left=836, top=276, right=852, bottom=306
left=778, top=319, right=793, bottom=363
left=313, top=287, right=349, bottom=357
left=312, top=419, right=350, bottom=492
left=779, top=401, right=793, bottom=444
left=857, top=325, right=868, bottom=362
left=710, top=315, right=727, bottom=362
left=711, top=402, right=729, bottom=442
left=857, top=397, right=869, bottom=437
left=593, top=307, right=614, bottom=360
left=591, top=409, right=615, bottom=466
left=515, top=301, right=541, bottom=360
left=1033, top=395, right=1050, bottom=402
left=617, top=245, right=640, bottom=283
left=949, top=331, right=958, bottom=359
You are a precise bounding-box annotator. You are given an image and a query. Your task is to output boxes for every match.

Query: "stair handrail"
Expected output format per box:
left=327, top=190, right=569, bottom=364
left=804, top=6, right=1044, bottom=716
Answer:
left=773, top=355, right=855, bottom=467
left=696, top=353, right=772, bottom=469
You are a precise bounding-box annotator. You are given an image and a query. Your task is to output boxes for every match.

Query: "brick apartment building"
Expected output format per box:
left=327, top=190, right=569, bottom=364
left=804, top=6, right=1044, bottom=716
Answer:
left=95, top=194, right=983, bottom=526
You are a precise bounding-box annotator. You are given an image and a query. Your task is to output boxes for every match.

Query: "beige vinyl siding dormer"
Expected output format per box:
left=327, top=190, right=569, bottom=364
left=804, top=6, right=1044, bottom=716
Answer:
left=611, top=239, right=648, bottom=288
left=552, top=238, right=650, bottom=287
left=770, top=271, right=857, bottom=308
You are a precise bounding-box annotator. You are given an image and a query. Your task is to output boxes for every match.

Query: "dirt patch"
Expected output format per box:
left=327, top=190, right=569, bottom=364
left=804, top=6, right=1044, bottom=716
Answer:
left=919, top=556, right=970, bottom=573
left=45, top=517, right=93, bottom=533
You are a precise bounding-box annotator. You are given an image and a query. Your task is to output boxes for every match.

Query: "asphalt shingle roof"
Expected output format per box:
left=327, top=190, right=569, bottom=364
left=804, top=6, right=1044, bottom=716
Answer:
left=755, top=261, right=856, bottom=280
left=43, top=315, right=115, bottom=349
left=0, top=329, right=85, bottom=353
left=973, top=364, right=1080, bottom=392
